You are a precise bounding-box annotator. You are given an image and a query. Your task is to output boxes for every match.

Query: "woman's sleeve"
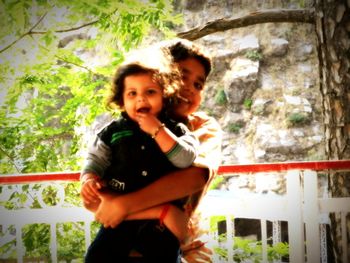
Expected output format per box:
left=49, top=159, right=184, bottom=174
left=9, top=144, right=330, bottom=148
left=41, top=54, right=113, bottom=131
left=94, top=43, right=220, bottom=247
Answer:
left=193, top=115, right=222, bottom=176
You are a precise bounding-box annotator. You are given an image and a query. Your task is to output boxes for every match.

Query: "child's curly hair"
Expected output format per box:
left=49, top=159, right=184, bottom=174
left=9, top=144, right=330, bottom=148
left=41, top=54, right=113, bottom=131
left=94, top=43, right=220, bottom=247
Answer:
left=106, top=46, right=182, bottom=110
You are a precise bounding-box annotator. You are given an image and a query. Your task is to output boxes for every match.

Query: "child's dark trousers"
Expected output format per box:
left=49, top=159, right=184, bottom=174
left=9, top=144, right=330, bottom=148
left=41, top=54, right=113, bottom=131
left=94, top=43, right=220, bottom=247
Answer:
left=85, top=220, right=180, bottom=263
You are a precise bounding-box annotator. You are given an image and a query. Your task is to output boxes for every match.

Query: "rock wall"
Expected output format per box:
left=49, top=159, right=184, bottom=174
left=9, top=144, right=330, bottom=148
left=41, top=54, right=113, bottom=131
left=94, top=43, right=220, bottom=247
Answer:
left=175, top=0, right=326, bottom=194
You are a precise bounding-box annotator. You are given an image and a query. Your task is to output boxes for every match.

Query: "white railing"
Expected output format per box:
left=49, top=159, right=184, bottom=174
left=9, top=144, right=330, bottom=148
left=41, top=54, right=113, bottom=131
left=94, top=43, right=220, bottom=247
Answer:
left=0, top=160, right=350, bottom=263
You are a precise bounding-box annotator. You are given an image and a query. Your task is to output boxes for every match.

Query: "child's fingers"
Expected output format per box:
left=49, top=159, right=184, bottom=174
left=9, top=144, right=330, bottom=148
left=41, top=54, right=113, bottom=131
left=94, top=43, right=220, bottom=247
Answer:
left=81, top=190, right=99, bottom=204
left=85, top=180, right=102, bottom=194
left=81, top=182, right=101, bottom=203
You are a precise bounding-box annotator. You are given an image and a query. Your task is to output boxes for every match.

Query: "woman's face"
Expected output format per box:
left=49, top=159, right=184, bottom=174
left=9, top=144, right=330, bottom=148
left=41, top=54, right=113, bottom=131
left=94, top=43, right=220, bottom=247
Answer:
left=173, top=57, right=206, bottom=118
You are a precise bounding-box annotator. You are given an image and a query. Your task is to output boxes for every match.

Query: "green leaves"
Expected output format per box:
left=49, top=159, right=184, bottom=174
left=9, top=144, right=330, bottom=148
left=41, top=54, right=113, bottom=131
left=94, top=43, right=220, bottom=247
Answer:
left=1, top=0, right=182, bottom=175
left=0, top=1, right=182, bottom=260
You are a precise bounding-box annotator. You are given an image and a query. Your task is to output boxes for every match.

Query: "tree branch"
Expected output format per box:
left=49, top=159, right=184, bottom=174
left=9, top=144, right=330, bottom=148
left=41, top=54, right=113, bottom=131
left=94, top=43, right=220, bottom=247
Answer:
left=0, top=16, right=99, bottom=54
left=34, top=39, right=97, bottom=74
left=0, top=12, right=48, bottom=53
left=177, top=8, right=315, bottom=41
left=0, top=145, right=22, bottom=173
left=30, top=20, right=99, bottom=35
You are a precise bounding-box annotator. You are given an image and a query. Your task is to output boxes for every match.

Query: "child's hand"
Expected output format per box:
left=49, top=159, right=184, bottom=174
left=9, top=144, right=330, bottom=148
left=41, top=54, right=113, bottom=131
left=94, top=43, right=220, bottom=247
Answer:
left=136, top=112, right=162, bottom=136
left=162, top=205, right=189, bottom=243
left=80, top=173, right=102, bottom=205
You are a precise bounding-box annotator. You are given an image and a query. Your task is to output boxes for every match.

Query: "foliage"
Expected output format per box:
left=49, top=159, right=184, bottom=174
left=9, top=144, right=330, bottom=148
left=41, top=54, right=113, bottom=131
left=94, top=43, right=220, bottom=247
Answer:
left=0, top=0, right=182, bottom=174
left=22, top=223, right=51, bottom=260
left=0, top=0, right=182, bottom=261
left=227, top=122, right=243, bottom=133
left=287, top=112, right=309, bottom=126
left=243, top=98, right=253, bottom=110
left=214, top=88, right=227, bottom=105
left=232, top=237, right=289, bottom=262
left=209, top=216, right=289, bottom=262
left=57, top=222, right=85, bottom=262
left=209, top=215, right=227, bottom=233
left=245, top=50, right=262, bottom=61
left=213, top=233, right=289, bottom=262
left=209, top=176, right=225, bottom=190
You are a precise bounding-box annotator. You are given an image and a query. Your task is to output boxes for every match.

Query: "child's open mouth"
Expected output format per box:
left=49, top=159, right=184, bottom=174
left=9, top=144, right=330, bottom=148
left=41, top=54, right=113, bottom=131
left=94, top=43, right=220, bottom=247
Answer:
left=137, top=107, right=150, bottom=113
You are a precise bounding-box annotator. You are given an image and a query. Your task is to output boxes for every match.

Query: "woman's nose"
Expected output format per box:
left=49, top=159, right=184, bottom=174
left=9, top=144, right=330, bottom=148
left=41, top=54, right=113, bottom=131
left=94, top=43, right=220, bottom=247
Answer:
left=184, top=84, right=194, bottom=93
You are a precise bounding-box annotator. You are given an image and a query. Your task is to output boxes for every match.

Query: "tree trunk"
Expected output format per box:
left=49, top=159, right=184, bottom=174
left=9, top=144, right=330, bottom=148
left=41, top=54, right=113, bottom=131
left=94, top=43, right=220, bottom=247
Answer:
left=176, top=1, right=350, bottom=260
left=315, top=0, right=350, bottom=261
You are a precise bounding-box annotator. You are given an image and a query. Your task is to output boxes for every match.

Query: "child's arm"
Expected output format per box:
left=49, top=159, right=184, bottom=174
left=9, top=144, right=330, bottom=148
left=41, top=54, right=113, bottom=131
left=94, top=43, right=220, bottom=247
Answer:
left=80, top=131, right=111, bottom=211
left=80, top=173, right=103, bottom=212
left=137, top=112, right=198, bottom=168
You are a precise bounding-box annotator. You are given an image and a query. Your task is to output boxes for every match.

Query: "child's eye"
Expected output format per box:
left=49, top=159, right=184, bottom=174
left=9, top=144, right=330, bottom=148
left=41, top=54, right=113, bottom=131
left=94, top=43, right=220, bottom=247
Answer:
left=127, top=91, right=136, bottom=96
left=146, top=89, right=158, bottom=95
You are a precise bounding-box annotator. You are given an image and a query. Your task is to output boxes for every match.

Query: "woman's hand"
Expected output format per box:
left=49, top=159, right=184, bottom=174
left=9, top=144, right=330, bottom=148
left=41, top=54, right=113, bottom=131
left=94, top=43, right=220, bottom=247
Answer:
left=94, top=190, right=128, bottom=228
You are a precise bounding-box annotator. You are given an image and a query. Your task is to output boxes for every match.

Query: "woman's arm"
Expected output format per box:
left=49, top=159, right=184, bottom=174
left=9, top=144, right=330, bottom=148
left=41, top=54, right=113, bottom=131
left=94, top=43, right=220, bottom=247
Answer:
left=94, top=166, right=207, bottom=228
left=115, top=166, right=207, bottom=214
left=125, top=204, right=189, bottom=243
left=95, top=114, right=222, bottom=228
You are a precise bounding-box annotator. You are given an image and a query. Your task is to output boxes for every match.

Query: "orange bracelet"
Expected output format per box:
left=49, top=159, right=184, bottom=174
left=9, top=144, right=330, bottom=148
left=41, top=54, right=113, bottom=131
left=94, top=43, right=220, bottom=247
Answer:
left=159, top=204, right=171, bottom=226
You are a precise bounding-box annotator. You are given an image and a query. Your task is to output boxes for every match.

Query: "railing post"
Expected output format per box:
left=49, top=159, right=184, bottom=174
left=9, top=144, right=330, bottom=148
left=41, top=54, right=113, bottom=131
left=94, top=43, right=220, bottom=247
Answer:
left=16, top=225, right=23, bottom=263
left=84, top=221, right=92, bottom=254
left=226, top=215, right=234, bottom=263
left=261, top=219, right=268, bottom=262
left=272, top=221, right=282, bottom=263
left=304, top=170, right=320, bottom=263
left=50, top=222, right=57, bottom=263
left=287, top=170, right=305, bottom=263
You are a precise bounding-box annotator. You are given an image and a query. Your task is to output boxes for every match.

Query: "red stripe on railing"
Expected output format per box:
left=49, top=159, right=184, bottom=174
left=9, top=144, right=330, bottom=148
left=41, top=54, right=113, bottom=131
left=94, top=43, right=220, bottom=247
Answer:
left=0, top=160, right=349, bottom=184
left=0, top=172, right=80, bottom=184
left=217, top=160, right=350, bottom=174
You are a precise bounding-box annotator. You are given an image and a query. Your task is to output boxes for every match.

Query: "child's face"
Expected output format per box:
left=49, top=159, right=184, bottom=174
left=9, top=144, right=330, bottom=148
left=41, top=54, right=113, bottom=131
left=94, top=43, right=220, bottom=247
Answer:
left=122, top=72, right=163, bottom=122
left=173, top=57, right=206, bottom=118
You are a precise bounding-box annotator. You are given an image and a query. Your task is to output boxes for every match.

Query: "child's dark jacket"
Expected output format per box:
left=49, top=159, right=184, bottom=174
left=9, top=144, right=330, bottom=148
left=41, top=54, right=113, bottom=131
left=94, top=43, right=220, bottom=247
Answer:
left=82, top=112, right=198, bottom=207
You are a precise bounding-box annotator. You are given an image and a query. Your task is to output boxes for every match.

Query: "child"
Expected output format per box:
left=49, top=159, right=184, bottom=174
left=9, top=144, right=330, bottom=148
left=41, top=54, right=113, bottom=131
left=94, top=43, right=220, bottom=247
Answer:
left=81, top=47, right=199, bottom=262
left=82, top=39, right=222, bottom=262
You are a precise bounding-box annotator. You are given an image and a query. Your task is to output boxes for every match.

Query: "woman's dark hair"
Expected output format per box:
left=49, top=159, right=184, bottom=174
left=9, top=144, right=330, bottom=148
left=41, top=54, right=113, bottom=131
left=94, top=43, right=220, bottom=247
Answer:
left=166, top=39, right=212, bottom=78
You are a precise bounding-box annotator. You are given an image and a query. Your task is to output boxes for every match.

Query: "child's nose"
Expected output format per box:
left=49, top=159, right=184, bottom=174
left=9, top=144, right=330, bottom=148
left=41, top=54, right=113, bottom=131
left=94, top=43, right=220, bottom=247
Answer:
left=137, top=95, right=146, bottom=102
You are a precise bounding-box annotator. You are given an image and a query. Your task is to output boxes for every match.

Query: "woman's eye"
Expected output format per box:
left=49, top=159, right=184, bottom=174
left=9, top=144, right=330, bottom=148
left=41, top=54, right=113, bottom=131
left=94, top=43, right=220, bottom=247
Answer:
left=194, top=82, right=203, bottom=90
left=128, top=91, right=136, bottom=96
